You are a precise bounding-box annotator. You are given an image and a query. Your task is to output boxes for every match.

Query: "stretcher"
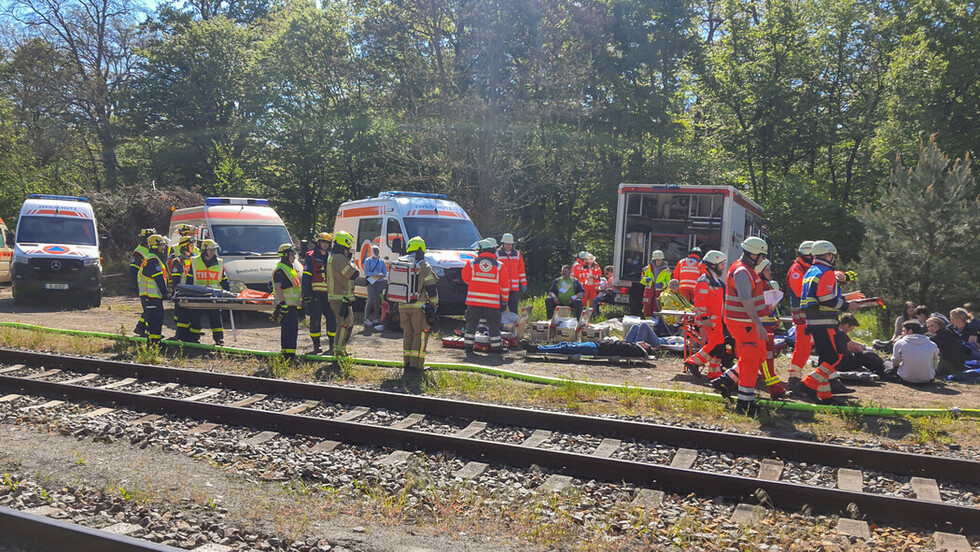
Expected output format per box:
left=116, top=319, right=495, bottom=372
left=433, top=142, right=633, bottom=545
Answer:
left=172, top=285, right=275, bottom=342
left=522, top=351, right=653, bottom=366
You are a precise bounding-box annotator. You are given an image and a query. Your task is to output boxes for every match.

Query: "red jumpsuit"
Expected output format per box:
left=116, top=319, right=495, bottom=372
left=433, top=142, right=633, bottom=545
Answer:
left=673, top=256, right=706, bottom=303
left=723, top=260, right=768, bottom=407
left=684, top=272, right=726, bottom=379
left=786, top=256, right=812, bottom=381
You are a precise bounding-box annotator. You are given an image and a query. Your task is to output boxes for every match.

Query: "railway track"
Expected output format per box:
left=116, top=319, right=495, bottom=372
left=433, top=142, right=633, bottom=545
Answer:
left=0, top=347, right=977, bottom=546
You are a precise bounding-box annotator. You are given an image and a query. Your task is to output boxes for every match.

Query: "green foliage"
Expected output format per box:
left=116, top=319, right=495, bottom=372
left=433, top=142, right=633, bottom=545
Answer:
left=861, top=137, right=980, bottom=312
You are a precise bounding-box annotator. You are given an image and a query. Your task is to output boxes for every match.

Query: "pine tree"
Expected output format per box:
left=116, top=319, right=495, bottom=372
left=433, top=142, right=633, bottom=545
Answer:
left=862, top=136, right=980, bottom=312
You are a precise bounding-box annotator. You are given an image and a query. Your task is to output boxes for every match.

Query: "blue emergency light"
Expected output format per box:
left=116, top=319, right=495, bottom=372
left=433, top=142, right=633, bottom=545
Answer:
left=205, top=197, right=270, bottom=206
left=378, top=191, right=449, bottom=200
left=27, top=194, right=89, bottom=202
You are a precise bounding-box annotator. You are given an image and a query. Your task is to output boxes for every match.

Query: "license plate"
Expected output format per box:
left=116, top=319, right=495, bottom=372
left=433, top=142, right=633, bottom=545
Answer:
left=614, top=294, right=630, bottom=304
left=44, top=283, right=69, bottom=290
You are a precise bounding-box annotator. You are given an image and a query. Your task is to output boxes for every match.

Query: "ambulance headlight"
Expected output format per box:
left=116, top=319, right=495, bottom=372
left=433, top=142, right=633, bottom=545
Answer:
left=229, top=280, right=247, bottom=293
left=83, top=257, right=100, bottom=267
left=12, top=253, right=28, bottom=265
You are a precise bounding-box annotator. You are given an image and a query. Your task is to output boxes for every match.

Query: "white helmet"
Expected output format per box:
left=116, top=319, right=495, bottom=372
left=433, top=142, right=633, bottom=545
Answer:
left=485, top=237, right=498, bottom=249
left=578, top=251, right=588, bottom=260
left=651, top=250, right=665, bottom=261
left=754, top=258, right=772, bottom=274
left=769, top=280, right=780, bottom=291
left=703, top=250, right=726, bottom=265
left=741, top=236, right=768, bottom=255
left=811, top=240, right=837, bottom=256
left=501, top=233, right=515, bottom=244
left=798, top=240, right=815, bottom=256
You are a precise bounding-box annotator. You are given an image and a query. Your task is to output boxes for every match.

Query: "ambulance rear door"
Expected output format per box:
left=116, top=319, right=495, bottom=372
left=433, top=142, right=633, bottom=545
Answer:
left=0, top=218, right=12, bottom=283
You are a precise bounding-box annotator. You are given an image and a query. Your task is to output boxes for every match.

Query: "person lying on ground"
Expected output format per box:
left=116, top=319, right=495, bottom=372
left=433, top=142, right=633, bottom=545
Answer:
left=836, top=313, right=886, bottom=376
left=520, top=338, right=653, bottom=358
left=883, top=321, right=939, bottom=384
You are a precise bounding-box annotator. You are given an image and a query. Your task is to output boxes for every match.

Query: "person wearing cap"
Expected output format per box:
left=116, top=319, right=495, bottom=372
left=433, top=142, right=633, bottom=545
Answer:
left=673, top=247, right=705, bottom=303
left=684, top=250, right=728, bottom=380
left=399, top=236, right=440, bottom=372
left=183, top=239, right=230, bottom=345
left=462, top=239, right=510, bottom=354
left=302, top=232, right=336, bottom=354
left=273, top=243, right=302, bottom=359
left=640, top=250, right=671, bottom=317
left=496, top=233, right=527, bottom=314
left=363, top=244, right=387, bottom=330
left=786, top=241, right=814, bottom=387
left=328, top=231, right=360, bottom=357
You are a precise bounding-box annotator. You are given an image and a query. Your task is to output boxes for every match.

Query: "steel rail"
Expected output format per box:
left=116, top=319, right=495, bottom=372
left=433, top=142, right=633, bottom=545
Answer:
left=2, top=347, right=978, bottom=485
left=0, top=506, right=184, bottom=552
left=2, top=374, right=978, bottom=532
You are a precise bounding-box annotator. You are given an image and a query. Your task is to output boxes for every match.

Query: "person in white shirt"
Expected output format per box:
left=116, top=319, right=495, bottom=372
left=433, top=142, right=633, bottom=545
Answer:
left=885, top=321, right=940, bottom=384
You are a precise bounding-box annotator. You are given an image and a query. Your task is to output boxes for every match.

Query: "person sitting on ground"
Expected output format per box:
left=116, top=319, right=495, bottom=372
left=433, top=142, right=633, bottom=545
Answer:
left=964, top=303, right=980, bottom=335
left=914, top=305, right=931, bottom=327
left=949, top=307, right=979, bottom=361
left=521, top=338, right=653, bottom=358
left=546, top=264, right=585, bottom=319
left=658, top=279, right=694, bottom=327
left=836, top=313, right=886, bottom=376
left=893, top=301, right=918, bottom=342
left=591, top=265, right=616, bottom=316
left=926, top=316, right=966, bottom=376
left=883, top=321, right=939, bottom=384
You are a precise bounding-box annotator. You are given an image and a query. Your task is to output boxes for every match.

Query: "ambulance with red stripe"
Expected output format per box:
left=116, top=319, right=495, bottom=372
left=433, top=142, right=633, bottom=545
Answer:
left=169, top=197, right=295, bottom=292
left=11, top=194, right=103, bottom=307
left=332, top=191, right=482, bottom=314
left=0, top=217, right=12, bottom=283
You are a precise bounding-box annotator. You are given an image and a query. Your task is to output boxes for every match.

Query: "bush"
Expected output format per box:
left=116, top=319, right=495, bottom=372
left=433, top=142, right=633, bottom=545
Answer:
left=90, top=185, right=204, bottom=261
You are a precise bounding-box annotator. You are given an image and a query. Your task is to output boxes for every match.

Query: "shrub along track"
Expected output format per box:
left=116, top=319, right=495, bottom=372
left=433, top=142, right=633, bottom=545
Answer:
left=1, top=347, right=978, bottom=549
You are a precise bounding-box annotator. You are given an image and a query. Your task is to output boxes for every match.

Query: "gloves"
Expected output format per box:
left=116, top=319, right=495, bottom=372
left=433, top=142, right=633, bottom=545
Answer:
left=340, top=299, right=351, bottom=318
left=301, top=296, right=312, bottom=310
left=270, top=302, right=286, bottom=323
left=520, top=284, right=527, bottom=292
left=423, top=303, right=439, bottom=326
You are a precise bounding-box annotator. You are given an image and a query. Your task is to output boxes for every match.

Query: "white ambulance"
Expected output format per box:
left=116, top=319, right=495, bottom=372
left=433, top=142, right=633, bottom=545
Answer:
left=169, top=197, right=294, bottom=292
left=0, top=216, right=12, bottom=283
left=10, top=195, right=103, bottom=307
left=612, top=183, right=765, bottom=314
left=332, top=191, right=482, bottom=314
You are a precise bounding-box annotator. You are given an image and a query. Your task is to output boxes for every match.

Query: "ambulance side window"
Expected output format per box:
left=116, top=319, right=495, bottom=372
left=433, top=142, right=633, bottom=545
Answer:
left=387, top=218, right=404, bottom=254
left=357, top=218, right=382, bottom=250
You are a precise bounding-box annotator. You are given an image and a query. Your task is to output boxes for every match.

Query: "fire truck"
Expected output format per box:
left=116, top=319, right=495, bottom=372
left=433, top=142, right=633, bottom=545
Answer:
left=611, top=184, right=765, bottom=314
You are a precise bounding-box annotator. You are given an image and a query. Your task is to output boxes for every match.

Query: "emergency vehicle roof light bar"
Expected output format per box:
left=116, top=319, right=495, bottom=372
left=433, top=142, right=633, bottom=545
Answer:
left=205, top=197, right=270, bottom=206
left=27, top=194, right=89, bottom=202
left=378, top=191, right=449, bottom=200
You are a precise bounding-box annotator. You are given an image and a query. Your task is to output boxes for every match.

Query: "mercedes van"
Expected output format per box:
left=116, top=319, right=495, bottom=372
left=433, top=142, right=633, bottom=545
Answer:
left=332, top=191, right=482, bottom=314
left=0, top=217, right=12, bottom=283
left=169, top=197, right=294, bottom=291
left=11, top=195, right=102, bottom=307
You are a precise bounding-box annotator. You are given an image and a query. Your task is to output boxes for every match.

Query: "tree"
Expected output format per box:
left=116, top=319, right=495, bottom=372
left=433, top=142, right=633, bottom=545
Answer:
left=861, top=136, right=979, bottom=312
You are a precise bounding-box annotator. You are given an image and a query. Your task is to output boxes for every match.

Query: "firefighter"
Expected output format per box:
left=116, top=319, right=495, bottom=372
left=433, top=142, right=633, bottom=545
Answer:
left=170, top=224, right=199, bottom=257
left=272, top=243, right=302, bottom=359
left=684, top=250, right=728, bottom=380
left=327, top=231, right=359, bottom=356
left=797, top=240, right=853, bottom=405
left=673, top=247, right=705, bottom=303
left=132, top=228, right=156, bottom=337
left=138, top=235, right=170, bottom=346
left=497, top=233, right=527, bottom=314
left=184, top=239, right=230, bottom=345
left=786, top=240, right=814, bottom=388
left=462, top=239, right=510, bottom=354
left=723, top=237, right=769, bottom=416
left=400, top=236, right=440, bottom=372
left=640, top=250, right=671, bottom=317
left=301, top=232, right=336, bottom=354
left=169, top=235, right=197, bottom=341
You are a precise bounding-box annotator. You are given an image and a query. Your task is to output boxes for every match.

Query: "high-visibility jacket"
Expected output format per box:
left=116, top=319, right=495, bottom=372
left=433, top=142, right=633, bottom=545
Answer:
left=801, top=258, right=846, bottom=328
left=571, top=260, right=587, bottom=286
left=130, top=245, right=149, bottom=271
left=786, top=256, right=810, bottom=324
left=139, top=256, right=168, bottom=299
left=693, top=272, right=725, bottom=331
left=273, top=261, right=302, bottom=306
left=673, top=256, right=705, bottom=294
left=462, top=252, right=509, bottom=308
left=302, top=249, right=329, bottom=294
left=640, top=262, right=671, bottom=291
left=327, top=252, right=357, bottom=301
left=723, top=260, right=767, bottom=324
left=581, top=263, right=602, bottom=288
left=188, top=255, right=229, bottom=289
left=496, top=248, right=527, bottom=291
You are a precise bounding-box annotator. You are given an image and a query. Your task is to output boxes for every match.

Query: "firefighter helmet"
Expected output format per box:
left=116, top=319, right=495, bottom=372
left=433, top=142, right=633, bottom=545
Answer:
left=754, top=258, right=772, bottom=275
left=406, top=236, right=426, bottom=254
left=501, top=233, right=515, bottom=244
left=798, top=240, right=815, bottom=256
left=485, top=237, right=498, bottom=249
left=811, top=240, right=837, bottom=256
left=139, top=228, right=156, bottom=238
left=177, top=224, right=196, bottom=236
left=316, top=232, right=333, bottom=244
left=703, top=250, right=726, bottom=266
left=333, top=231, right=354, bottom=249
left=178, top=235, right=196, bottom=251
left=578, top=251, right=588, bottom=260
left=741, top=236, right=768, bottom=255
left=147, top=234, right=167, bottom=250
left=201, top=239, right=219, bottom=252
left=651, top=250, right=665, bottom=261
left=690, top=247, right=703, bottom=258
left=278, top=243, right=297, bottom=258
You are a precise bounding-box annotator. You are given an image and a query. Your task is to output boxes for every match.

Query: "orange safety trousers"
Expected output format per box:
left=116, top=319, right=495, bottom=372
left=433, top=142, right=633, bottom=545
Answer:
left=729, top=321, right=766, bottom=403
left=788, top=321, right=812, bottom=381
left=802, top=327, right=841, bottom=400
left=686, top=323, right=725, bottom=379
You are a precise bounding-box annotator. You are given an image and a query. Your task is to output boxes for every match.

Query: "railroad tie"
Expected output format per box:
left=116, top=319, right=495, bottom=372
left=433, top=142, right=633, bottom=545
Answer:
left=310, top=440, right=341, bottom=452
left=129, top=414, right=164, bottom=425
left=455, top=421, right=487, bottom=439
left=730, top=503, right=766, bottom=524
left=100, top=522, right=141, bottom=536
left=60, top=374, right=99, bottom=385
left=910, top=477, right=943, bottom=502
left=380, top=449, right=412, bottom=467
left=0, top=394, right=23, bottom=403
left=631, top=488, right=664, bottom=509
left=23, top=369, right=61, bottom=380
left=281, top=400, right=320, bottom=415
left=836, top=518, right=871, bottom=540
left=0, top=364, right=27, bottom=374
left=592, top=438, right=621, bottom=458
left=184, top=388, right=223, bottom=402
left=240, top=431, right=280, bottom=447
left=18, top=400, right=64, bottom=411
left=757, top=459, right=784, bottom=481
left=538, top=474, right=573, bottom=493
left=453, top=461, right=488, bottom=480
left=100, top=377, right=137, bottom=389
left=390, top=413, right=426, bottom=430
left=334, top=405, right=370, bottom=421
left=187, top=423, right=219, bottom=435
left=138, top=383, right=178, bottom=395
left=25, top=505, right=63, bottom=518
left=521, top=429, right=551, bottom=448
left=933, top=531, right=972, bottom=552
left=669, top=448, right=698, bottom=469
left=192, top=544, right=234, bottom=552
left=83, top=407, right=117, bottom=419
left=837, top=468, right=864, bottom=492
left=228, top=394, right=267, bottom=408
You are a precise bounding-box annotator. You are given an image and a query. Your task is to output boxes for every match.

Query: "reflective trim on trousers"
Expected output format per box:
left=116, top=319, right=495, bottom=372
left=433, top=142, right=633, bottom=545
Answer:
left=737, top=385, right=756, bottom=402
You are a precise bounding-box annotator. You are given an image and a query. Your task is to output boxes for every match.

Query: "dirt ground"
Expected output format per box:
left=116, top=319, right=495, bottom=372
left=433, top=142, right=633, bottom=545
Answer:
left=1, top=286, right=977, bottom=412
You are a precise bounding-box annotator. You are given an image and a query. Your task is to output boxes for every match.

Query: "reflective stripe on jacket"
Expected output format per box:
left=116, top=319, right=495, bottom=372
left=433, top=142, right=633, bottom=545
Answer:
left=693, top=272, right=725, bottom=329
left=139, top=256, right=166, bottom=299
left=801, top=259, right=846, bottom=327
left=190, top=256, right=225, bottom=288
left=496, top=248, right=527, bottom=290
left=327, top=252, right=356, bottom=301
left=673, top=256, right=704, bottom=292
left=723, top=260, right=766, bottom=323
left=640, top=263, right=671, bottom=291
left=274, top=262, right=302, bottom=306
left=462, top=252, right=509, bottom=308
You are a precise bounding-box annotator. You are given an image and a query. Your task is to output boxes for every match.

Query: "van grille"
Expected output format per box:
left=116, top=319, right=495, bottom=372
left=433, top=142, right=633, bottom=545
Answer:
left=29, top=258, right=83, bottom=275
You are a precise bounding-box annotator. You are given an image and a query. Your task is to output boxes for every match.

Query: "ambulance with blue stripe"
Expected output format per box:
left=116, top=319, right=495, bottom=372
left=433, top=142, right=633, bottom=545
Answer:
left=332, top=192, right=482, bottom=314
left=11, top=194, right=103, bottom=307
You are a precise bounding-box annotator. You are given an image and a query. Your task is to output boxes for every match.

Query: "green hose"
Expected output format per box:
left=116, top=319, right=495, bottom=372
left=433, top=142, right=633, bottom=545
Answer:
left=1, top=321, right=976, bottom=418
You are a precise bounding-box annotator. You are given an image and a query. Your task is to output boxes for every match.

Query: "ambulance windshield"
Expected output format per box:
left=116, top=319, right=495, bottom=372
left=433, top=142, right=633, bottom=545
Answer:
left=212, top=224, right=291, bottom=255
left=403, top=218, right=481, bottom=250
left=16, top=216, right=97, bottom=246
